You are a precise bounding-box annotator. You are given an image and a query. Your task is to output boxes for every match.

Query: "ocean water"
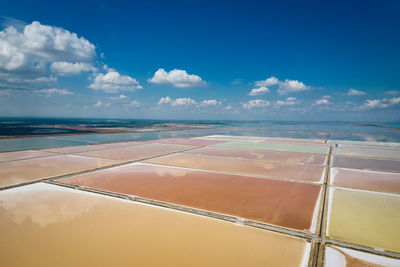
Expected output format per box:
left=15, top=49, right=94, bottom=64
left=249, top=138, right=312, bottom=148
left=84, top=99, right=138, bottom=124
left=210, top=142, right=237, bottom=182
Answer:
left=0, top=119, right=399, bottom=152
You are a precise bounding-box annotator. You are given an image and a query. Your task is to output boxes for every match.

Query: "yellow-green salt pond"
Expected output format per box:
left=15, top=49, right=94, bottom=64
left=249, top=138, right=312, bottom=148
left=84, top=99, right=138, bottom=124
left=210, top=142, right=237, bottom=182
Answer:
left=327, top=187, right=400, bottom=253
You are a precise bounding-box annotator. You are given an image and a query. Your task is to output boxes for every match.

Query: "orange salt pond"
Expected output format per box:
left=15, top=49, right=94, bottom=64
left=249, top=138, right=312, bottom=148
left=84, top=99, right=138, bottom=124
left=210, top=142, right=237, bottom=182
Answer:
left=59, top=163, right=322, bottom=231
left=0, top=183, right=311, bottom=267
left=145, top=153, right=325, bottom=183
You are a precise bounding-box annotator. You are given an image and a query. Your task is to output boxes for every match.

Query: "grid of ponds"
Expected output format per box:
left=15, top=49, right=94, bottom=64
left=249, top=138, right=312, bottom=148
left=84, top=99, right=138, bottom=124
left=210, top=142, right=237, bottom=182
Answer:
left=0, top=135, right=399, bottom=266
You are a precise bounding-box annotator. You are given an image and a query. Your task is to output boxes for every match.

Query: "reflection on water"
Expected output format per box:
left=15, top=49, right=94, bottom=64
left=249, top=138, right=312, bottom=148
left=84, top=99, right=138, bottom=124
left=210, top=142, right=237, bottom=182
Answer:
left=59, top=163, right=321, bottom=231
left=145, top=153, right=325, bottom=183
left=0, top=184, right=98, bottom=227
left=0, top=182, right=310, bottom=267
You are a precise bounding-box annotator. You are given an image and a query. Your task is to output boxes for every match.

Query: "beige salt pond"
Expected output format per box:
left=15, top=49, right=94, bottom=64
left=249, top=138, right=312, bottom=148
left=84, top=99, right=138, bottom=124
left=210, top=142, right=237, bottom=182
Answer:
left=0, top=183, right=311, bottom=267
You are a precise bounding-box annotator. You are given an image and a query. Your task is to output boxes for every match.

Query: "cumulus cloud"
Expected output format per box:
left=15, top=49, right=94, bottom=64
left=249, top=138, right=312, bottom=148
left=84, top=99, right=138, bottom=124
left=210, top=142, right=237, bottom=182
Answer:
left=148, top=68, right=205, bottom=88
left=34, top=88, right=73, bottom=97
left=361, top=99, right=388, bottom=109
left=89, top=71, right=142, bottom=93
left=198, top=99, right=221, bottom=107
left=93, top=101, right=102, bottom=107
left=277, top=79, right=308, bottom=95
left=158, top=97, right=196, bottom=106
left=250, top=76, right=309, bottom=96
left=357, top=97, right=400, bottom=110
left=0, top=21, right=96, bottom=92
left=390, top=97, right=400, bottom=104
left=50, top=61, right=94, bottom=76
left=242, top=99, right=270, bottom=109
left=385, top=90, right=400, bottom=96
left=158, top=96, right=172, bottom=105
left=347, top=88, right=366, bottom=96
left=276, top=97, right=298, bottom=106
left=0, top=75, right=57, bottom=91
left=171, top=97, right=196, bottom=106
left=124, top=100, right=141, bottom=108
left=110, top=94, right=127, bottom=100
left=249, top=86, right=269, bottom=96
left=0, top=21, right=95, bottom=71
left=255, top=76, right=279, bottom=87
left=158, top=97, right=223, bottom=108
left=314, top=98, right=330, bottom=105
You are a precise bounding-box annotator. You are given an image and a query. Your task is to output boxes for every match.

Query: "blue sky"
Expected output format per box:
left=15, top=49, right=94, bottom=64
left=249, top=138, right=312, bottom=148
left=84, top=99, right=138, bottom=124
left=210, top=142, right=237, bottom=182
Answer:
left=0, top=0, right=399, bottom=121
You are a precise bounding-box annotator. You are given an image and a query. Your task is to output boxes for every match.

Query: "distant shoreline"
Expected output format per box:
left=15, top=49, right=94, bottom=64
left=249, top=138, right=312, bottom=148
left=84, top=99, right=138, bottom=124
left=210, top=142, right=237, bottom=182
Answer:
left=0, top=124, right=211, bottom=139
left=1, top=118, right=399, bottom=140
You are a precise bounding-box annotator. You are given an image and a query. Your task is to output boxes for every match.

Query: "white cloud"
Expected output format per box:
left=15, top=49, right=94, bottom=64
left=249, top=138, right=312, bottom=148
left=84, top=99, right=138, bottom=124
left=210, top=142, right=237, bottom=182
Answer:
left=0, top=21, right=95, bottom=71
left=158, top=97, right=223, bottom=108
left=124, top=100, right=140, bottom=108
left=89, top=71, right=142, bottom=93
left=93, top=101, right=102, bottom=107
left=148, top=68, right=205, bottom=88
left=34, top=88, right=73, bottom=97
left=362, top=99, right=388, bottom=109
left=390, top=97, right=400, bottom=104
left=242, top=99, right=270, bottom=109
left=110, top=94, right=127, bottom=100
left=158, top=97, right=196, bottom=106
left=276, top=97, right=298, bottom=106
left=50, top=61, right=94, bottom=76
left=314, top=98, right=330, bottom=105
left=251, top=76, right=309, bottom=96
left=0, top=21, right=96, bottom=91
left=225, top=105, right=232, bottom=110
left=357, top=97, right=400, bottom=110
left=171, top=97, right=196, bottom=106
left=0, top=73, right=57, bottom=91
left=249, top=86, right=269, bottom=96
left=385, top=90, right=400, bottom=96
left=158, top=96, right=172, bottom=105
left=347, top=88, right=366, bottom=96
left=198, top=99, right=221, bottom=107
left=255, top=76, right=279, bottom=87
left=277, top=79, right=309, bottom=95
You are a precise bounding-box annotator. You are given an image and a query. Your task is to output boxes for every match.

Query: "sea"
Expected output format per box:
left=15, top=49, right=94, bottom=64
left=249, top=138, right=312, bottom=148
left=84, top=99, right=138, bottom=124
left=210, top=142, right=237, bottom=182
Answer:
left=0, top=118, right=399, bottom=152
